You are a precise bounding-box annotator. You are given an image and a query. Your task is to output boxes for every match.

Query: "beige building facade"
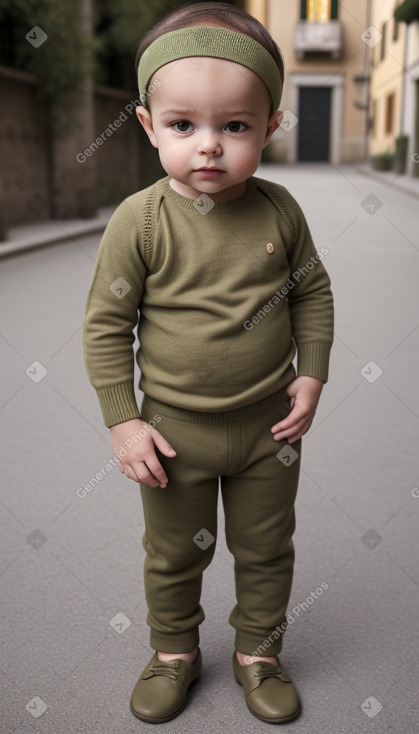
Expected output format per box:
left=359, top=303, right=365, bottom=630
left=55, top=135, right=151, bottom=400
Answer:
left=402, top=18, right=419, bottom=174
left=246, top=0, right=371, bottom=164
left=368, top=0, right=406, bottom=157
left=368, top=0, right=419, bottom=175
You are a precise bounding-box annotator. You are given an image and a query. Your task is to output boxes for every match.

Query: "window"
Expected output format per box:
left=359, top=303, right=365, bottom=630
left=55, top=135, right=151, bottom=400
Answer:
left=300, top=0, right=338, bottom=20
left=371, top=100, right=378, bottom=138
left=0, top=16, right=16, bottom=66
left=385, top=92, right=395, bottom=135
left=307, top=0, right=330, bottom=21
left=381, top=22, right=386, bottom=60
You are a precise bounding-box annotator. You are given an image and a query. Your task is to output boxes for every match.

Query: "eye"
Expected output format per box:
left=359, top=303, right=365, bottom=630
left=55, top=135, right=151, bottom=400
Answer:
left=171, top=120, right=194, bottom=133
left=225, top=121, right=247, bottom=133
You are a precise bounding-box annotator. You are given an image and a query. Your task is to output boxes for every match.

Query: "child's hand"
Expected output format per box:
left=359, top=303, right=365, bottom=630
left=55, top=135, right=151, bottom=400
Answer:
left=271, top=376, right=324, bottom=444
left=109, top=418, right=176, bottom=488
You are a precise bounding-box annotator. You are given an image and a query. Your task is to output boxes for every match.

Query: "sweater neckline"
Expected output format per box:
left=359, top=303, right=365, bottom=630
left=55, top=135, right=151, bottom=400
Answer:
left=159, top=176, right=258, bottom=213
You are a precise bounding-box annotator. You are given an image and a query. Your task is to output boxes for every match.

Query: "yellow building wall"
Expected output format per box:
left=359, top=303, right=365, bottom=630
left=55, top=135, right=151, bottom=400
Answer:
left=369, top=0, right=406, bottom=156
left=245, top=0, right=369, bottom=163
left=245, top=0, right=268, bottom=26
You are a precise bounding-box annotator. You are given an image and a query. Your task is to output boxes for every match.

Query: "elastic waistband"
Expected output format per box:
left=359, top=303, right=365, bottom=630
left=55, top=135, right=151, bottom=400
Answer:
left=142, top=387, right=289, bottom=425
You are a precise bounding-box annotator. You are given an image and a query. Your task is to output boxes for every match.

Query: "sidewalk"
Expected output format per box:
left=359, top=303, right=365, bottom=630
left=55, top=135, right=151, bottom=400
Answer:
left=1, top=164, right=418, bottom=259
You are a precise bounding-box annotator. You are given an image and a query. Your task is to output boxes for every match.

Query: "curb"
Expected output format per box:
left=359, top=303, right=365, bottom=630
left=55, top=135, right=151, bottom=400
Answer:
left=353, top=165, right=419, bottom=200
left=0, top=217, right=111, bottom=260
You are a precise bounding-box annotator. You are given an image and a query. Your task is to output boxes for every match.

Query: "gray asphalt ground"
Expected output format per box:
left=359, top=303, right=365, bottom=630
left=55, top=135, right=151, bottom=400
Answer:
left=1, top=163, right=418, bottom=733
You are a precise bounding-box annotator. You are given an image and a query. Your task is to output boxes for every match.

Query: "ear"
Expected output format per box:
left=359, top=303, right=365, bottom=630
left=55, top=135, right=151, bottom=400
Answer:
left=263, top=110, right=283, bottom=147
left=136, top=106, right=158, bottom=148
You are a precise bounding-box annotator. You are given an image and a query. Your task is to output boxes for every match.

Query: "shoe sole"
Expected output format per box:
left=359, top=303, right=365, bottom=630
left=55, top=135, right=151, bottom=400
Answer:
left=129, top=675, right=200, bottom=723
left=234, top=673, right=302, bottom=725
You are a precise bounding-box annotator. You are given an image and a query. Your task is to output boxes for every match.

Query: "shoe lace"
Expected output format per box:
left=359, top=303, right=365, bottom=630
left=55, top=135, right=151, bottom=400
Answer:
left=149, top=662, right=179, bottom=681
left=254, top=664, right=287, bottom=683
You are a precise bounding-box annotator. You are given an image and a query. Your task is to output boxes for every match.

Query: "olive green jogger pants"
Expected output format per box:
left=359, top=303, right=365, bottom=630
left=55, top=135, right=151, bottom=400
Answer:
left=139, top=386, right=301, bottom=656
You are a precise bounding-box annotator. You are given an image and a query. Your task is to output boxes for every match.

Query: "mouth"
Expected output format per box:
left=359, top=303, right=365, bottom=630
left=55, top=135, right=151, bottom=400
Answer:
left=195, top=167, right=224, bottom=172
left=194, top=167, right=225, bottom=179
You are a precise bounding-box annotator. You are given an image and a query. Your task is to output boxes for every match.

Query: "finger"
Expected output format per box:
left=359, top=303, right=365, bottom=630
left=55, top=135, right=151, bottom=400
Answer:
left=144, top=454, right=170, bottom=486
left=287, top=434, right=302, bottom=444
left=275, top=427, right=303, bottom=443
left=132, top=455, right=168, bottom=487
left=271, top=417, right=293, bottom=434
left=122, top=464, right=140, bottom=482
left=132, top=461, right=164, bottom=488
left=271, top=406, right=305, bottom=433
left=273, top=428, right=302, bottom=442
left=272, top=416, right=310, bottom=441
left=276, top=416, right=314, bottom=443
left=152, top=430, right=177, bottom=457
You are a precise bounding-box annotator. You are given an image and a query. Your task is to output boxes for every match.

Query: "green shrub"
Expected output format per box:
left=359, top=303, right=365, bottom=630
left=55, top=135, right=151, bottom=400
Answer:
left=394, top=0, right=419, bottom=25
left=0, top=0, right=90, bottom=136
left=394, top=134, right=409, bottom=173
left=371, top=152, right=394, bottom=171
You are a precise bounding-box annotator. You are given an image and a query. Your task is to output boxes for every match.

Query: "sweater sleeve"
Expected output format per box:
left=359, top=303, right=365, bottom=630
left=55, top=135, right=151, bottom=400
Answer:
left=281, top=188, right=334, bottom=383
left=83, top=199, right=147, bottom=427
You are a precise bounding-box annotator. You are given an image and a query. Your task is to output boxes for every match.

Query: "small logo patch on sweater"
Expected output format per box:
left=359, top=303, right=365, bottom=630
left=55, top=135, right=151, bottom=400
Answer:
left=266, top=242, right=274, bottom=254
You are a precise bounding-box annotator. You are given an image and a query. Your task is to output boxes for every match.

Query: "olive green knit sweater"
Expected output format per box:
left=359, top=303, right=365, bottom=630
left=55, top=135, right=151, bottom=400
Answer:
left=83, top=176, right=333, bottom=427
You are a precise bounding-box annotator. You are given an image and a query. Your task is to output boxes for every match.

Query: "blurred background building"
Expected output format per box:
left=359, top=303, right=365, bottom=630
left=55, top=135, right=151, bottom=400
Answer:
left=369, top=0, right=419, bottom=175
left=250, top=0, right=370, bottom=165
left=0, top=0, right=418, bottom=237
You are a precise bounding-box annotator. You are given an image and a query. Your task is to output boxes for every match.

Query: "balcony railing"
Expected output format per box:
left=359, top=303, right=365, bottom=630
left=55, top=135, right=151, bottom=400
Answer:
left=295, top=20, right=342, bottom=61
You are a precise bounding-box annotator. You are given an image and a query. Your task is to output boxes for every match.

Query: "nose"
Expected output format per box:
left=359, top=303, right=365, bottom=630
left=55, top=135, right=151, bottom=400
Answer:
left=197, top=131, right=222, bottom=156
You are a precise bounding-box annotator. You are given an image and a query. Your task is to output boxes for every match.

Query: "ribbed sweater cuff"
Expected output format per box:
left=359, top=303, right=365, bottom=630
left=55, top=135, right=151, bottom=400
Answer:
left=95, top=382, right=140, bottom=427
left=297, top=342, right=332, bottom=383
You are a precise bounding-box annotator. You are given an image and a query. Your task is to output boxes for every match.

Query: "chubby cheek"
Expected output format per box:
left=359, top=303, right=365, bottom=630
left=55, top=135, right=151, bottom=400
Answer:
left=233, top=142, right=262, bottom=176
left=156, top=141, right=187, bottom=176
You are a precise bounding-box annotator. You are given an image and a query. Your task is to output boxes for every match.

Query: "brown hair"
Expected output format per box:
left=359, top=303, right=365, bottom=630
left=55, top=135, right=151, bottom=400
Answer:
left=135, top=2, right=284, bottom=86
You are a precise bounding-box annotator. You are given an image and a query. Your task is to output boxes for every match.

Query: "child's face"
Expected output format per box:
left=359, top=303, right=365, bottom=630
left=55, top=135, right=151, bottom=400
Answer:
left=137, top=55, right=283, bottom=202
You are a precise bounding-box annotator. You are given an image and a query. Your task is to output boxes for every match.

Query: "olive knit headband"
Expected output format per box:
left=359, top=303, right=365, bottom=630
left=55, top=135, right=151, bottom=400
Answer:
left=137, top=26, right=282, bottom=111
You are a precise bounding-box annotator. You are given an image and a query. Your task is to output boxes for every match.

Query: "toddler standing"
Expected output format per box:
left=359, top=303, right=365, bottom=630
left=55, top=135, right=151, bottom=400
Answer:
left=83, top=1, right=333, bottom=724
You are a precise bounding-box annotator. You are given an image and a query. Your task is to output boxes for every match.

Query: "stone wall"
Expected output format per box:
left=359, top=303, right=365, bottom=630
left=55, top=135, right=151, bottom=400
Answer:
left=0, top=68, right=162, bottom=238
left=0, top=65, right=49, bottom=232
left=92, top=87, right=145, bottom=206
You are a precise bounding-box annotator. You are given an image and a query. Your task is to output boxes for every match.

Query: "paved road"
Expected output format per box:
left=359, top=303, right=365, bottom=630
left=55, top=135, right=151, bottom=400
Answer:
left=1, top=164, right=418, bottom=733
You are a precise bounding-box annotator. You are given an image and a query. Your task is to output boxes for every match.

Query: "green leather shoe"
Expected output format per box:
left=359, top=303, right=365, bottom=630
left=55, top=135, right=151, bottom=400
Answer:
left=233, top=652, right=301, bottom=724
left=130, top=649, right=201, bottom=723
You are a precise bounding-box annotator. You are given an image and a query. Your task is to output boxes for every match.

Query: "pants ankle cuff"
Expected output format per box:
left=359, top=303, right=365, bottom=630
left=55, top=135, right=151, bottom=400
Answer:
left=235, top=633, right=284, bottom=657
left=150, top=629, right=199, bottom=653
